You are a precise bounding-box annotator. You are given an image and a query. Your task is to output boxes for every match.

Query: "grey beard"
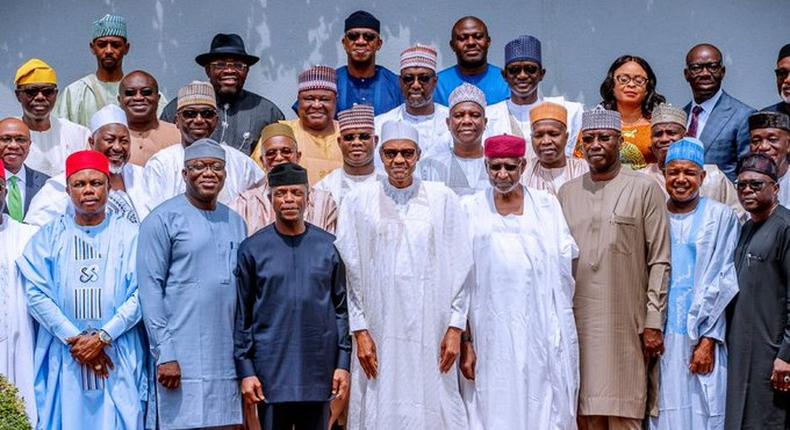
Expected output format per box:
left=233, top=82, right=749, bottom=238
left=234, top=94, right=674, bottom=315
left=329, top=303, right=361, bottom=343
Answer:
left=109, top=163, right=124, bottom=175
left=782, top=92, right=790, bottom=104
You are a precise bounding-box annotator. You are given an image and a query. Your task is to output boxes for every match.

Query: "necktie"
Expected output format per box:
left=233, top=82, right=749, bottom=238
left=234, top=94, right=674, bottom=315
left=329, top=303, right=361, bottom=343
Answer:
left=686, top=105, right=704, bottom=138
left=7, top=175, right=23, bottom=222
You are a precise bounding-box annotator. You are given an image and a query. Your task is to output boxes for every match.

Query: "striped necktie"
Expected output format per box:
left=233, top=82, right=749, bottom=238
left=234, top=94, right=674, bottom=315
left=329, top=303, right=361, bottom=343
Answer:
left=7, top=175, right=23, bottom=222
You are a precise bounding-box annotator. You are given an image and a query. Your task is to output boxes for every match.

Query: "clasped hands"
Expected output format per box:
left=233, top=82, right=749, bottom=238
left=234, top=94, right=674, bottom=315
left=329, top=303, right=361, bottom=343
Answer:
left=66, top=331, right=113, bottom=378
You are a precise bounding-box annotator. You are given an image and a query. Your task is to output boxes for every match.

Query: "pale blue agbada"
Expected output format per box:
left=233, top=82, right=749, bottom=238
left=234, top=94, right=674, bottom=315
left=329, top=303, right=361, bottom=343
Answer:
left=650, top=198, right=740, bottom=430
left=16, top=213, right=146, bottom=430
left=137, top=194, right=246, bottom=430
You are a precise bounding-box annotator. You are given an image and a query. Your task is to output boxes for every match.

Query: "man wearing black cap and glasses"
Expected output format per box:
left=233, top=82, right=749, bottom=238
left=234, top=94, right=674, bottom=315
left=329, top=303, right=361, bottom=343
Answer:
left=160, top=33, right=285, bottom=155
left=763, top=44, right=790, bottom=117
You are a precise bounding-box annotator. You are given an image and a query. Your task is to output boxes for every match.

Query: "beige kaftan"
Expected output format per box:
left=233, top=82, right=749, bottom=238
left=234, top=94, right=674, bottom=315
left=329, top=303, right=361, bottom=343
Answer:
left=557, top=167, right=670, bottom=419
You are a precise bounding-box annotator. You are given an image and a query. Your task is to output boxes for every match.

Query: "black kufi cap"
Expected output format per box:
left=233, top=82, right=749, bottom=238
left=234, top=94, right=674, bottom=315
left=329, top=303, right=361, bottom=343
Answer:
left=748, top=111, right=790, bottom=132
left=268, top=163, right=308, bottom=187
left=737, top=153, right=778, bottom=181
left=345, top=10, right=380, bottom=33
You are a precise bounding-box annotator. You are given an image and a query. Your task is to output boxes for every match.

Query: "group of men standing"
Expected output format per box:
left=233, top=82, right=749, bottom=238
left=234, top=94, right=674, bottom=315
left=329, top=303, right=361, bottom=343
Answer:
left=2, top=8, right=790, bottom=430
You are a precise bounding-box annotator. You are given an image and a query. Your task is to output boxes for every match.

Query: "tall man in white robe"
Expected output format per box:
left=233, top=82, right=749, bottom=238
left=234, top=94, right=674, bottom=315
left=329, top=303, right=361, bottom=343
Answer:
left=747, top=111, right=790, bottom=208
left=17, top=150, right=147, bottom=430
left=485, top=35, right=583, bottom=158
left=335, top=121, right=473, bottom=429
left=0, top=160, right=38, bottom=424
left=420, top=83, right=490, bottom=195
left=144, top=81, right=263, bottom=211
left=25, top=104, right=149, bottom=226
left=460, top=134, right=579, bottom=429
left=649, top=139, right=740, bottom=430
left=374, top=45, right=451, bottom=171
left=315, top=104, right=379, bottom=206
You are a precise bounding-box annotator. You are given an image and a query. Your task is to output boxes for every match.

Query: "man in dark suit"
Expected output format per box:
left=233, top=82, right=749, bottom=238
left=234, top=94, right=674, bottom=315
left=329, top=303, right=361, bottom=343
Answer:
left=762, top=43, right=790, bottom=116
left=0, top=117, right=50, bottom=221
left=684, top=43, right=755, bottom=182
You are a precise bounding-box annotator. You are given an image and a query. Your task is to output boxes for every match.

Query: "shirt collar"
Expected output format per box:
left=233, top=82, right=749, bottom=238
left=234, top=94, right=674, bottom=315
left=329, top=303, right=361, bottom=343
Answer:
left=693, top=88, right=723, bottom=112
left=4, top=166, right=26, bottom=184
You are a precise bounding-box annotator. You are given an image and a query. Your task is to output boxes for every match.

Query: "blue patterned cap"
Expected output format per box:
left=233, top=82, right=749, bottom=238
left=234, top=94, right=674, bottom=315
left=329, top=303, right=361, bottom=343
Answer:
left=92, top=14, right=127, bottom=40
left=505, top=35, right=542, bottom=65
left=666, top=137, right=704, bottom=168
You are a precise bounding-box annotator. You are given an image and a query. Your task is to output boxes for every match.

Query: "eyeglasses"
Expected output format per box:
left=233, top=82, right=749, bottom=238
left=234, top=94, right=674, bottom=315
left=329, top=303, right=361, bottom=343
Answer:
left=382, top=148, right=417, bottom=160
left=345, top=31, right=378, bottom=42
left=122, top=88, right=155, bottom=97
left=186, top=161, right=225, bottom=173
left=506, top=64, right=540, bottom=77
left=209, top=61, right=248, bottom=71
left=179, top=109, right=217, bottom=119
left=614, top=74, right=648, bottom=87
left=342, top=132, right=372, bottom=142
left=736, top=179, right=771, bottom=191
left=776, top=68, right=790, bottom=81
left=686, top=62, right=722, bottom=75
left=0, top=135, right=31, bottom=145
left=16, top=87, right=57, bottom=98
left=401, top=74, right=434, bottom=84
left=264, top=147, right=295, bottom=158
left=488, top=162, right=520, bottom=172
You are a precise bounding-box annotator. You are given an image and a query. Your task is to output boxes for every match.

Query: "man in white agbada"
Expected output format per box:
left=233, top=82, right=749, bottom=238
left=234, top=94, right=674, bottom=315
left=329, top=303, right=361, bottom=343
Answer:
left=649, top=138, right=739, bottom=430
left=419, top=83, right=490, bottom=195
left=374, top=45, right=451, bottom=171
left=25, top=104, right=148, bottom=226
left=458, top=134, right=578, bottom=430
left=314, top=104, right=379, bottom=206
left=485, top=35, right=583, bottom=159
left=0, top=159, right=38, bottom=424
left=335, top=121, right=473, bottom=429
left=144, top=81, right=263, bottom=211
left=14, top=59, right=90, bottom=177
left=747, top=111, right=790, bottom=208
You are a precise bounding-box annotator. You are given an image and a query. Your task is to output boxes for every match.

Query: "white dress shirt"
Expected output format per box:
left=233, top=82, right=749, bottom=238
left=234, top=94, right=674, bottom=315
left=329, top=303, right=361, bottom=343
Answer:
left=688, top=89, right=723, bottom=138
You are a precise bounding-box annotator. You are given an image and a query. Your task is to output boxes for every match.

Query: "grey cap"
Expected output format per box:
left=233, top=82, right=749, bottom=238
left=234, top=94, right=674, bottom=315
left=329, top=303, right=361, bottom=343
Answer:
left=581, top=105, right=622, bottom=132
left=184, top=138, right=225, bottom=163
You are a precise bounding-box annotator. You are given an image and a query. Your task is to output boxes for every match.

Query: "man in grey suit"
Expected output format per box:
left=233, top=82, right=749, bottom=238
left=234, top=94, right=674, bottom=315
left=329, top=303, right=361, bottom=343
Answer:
left=763, top=43, right=790, bottom=117
left=0, top=117, right=50, bottom=221
left=684, top=43, right=754, bottom=182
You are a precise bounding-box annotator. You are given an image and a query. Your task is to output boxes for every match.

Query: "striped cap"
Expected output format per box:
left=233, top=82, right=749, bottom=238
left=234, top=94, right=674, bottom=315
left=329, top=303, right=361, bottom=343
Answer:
left=666, top=137, right=704, bottom=168
left=581, top=105, right=622, bottom=131
left=651, top=103, right=687, bottom=128
left=400, top=44, right=438, bottom=72
left=92, top=14, right=127, bottom=40
left=449, top=83, right=486, bottom=110
left=338, top=105, right=375, bottom=133
left=298, top=66, right=337, bottom=93
left=177, top=81, right=217, bottom=110
left=505, top=35, right=542, bottom=65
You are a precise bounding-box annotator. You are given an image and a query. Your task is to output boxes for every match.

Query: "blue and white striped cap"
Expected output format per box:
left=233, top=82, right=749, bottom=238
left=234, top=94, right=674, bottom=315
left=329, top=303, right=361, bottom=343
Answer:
left=92, top=14, right=127, bottom=40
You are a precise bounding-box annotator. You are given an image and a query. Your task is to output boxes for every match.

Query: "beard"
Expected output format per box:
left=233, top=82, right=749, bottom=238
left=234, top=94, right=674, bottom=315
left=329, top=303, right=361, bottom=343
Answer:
left=109, top=162, right=124, bottom=175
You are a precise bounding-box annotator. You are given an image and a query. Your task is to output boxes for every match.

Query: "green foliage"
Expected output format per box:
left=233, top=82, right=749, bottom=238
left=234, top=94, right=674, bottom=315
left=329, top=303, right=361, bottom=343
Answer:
left=0, top=375, right=32, bottom=430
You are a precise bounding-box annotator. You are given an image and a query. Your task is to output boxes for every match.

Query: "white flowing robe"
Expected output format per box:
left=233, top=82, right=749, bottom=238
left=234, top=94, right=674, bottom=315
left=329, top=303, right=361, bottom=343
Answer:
left=335, top=178, right=473, bottom=430
left=460, top=187, right=579, bottom=430
left=649, top=198, right=739, bottom=430
left=24, top=163, right=149, bottom=227
left=26, top=117, right=91, bottom=177
left=143, top=143, right=263, bottom=212
left=314, top=168, right=378, bottom=207
left=0, top=215, right=38, bottom=424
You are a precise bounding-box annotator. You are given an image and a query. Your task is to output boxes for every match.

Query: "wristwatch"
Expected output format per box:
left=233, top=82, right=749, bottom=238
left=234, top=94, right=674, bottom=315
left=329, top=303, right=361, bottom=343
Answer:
left=98, top=329, right=113, bottom=345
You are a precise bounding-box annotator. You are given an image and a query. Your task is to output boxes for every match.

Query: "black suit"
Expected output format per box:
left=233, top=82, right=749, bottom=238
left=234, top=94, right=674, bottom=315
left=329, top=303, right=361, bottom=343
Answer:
left=3, top=164, right=49, bottom=217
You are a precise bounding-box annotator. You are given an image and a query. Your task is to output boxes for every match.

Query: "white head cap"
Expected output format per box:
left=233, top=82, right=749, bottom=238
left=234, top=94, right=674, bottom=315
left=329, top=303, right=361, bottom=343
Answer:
left=90, top=104, right=128, bottom=134
left=380, top=120, right=419, bottom=148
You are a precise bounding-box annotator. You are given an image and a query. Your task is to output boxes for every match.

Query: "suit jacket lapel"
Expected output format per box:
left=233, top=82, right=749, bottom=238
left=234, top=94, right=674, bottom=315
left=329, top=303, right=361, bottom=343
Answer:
left=699, top=92, right=734, bottom=154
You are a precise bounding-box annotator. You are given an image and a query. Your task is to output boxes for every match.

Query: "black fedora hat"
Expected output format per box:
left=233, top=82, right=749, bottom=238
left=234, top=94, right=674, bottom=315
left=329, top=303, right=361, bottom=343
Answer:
left=195, top=33, right=260, bottom=66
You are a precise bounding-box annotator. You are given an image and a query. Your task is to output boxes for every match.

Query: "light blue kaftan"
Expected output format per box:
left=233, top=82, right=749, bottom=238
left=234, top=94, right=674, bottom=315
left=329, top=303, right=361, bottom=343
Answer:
left=16, top=213, right=146, bottom=430
left=650, top=198, right=740, bottom=430
left=137, top=194, right=246, bottom=430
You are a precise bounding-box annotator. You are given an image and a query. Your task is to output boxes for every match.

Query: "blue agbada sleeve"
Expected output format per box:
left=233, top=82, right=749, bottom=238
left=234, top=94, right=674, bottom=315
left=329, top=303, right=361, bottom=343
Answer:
left=332, top=249, right=352, bottom=371
left=16, top=223, right=81, bottom=343
left=233, top=244, right=257, bottom=379
left=137, top=213, right=176, bottom=365
left=101, top=231, right=142, bottom=341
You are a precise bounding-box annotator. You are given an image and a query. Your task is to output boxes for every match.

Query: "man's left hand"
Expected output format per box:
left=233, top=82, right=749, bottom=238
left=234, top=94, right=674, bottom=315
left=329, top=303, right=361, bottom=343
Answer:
left=332, top=369, right=350, bottom=401
left=67, top=334, right=106, bottom=364
left=439, top=327, right=462, bottom=373
left=642, top=328, right=664, bottom=359
left=771, top=358, right=790, bottom=392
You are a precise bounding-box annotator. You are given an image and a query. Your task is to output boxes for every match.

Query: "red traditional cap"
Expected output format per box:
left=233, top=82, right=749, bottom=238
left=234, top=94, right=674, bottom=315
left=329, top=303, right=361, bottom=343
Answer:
left=484, top=134, right=526, bottom=159
left=66, top=150, right=110, bottom=178
left=0, top=159, right=5, bottom=181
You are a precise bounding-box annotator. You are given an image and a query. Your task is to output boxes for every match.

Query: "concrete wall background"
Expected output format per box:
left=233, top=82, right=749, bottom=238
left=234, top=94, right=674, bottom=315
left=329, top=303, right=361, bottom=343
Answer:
left=0, top=0, right=787, bottom=120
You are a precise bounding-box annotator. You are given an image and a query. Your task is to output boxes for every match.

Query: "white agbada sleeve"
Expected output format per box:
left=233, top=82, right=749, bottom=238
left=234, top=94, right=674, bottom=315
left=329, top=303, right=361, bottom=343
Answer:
left=335, top=190, right=367, bottom=332
left=23, top=175, right=69, bottom=227
left=442, top=189, right=473, bottom=329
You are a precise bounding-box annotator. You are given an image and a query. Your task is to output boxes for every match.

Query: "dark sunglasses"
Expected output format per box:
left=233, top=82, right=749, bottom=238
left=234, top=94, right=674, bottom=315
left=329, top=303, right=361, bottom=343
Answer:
left=488, top=162, right=520, bottom=172
left=123, top=88, right=156, bottom=97
left=401, top=74, right=434, bottom=84
left=382, top=148, right=417, bottom=160
left=776, top=68, right=790, bottom=81
left=346, top=31, right=378, bottom=42
left=506, top=64, right=541, bottom=77
left=17, top=87, right=57, bottom=98
left=736, top=179, right=771, bottom=191
left=342, top=133, right=372, bottom=142
left=179, top=109, right=217, bottom=119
